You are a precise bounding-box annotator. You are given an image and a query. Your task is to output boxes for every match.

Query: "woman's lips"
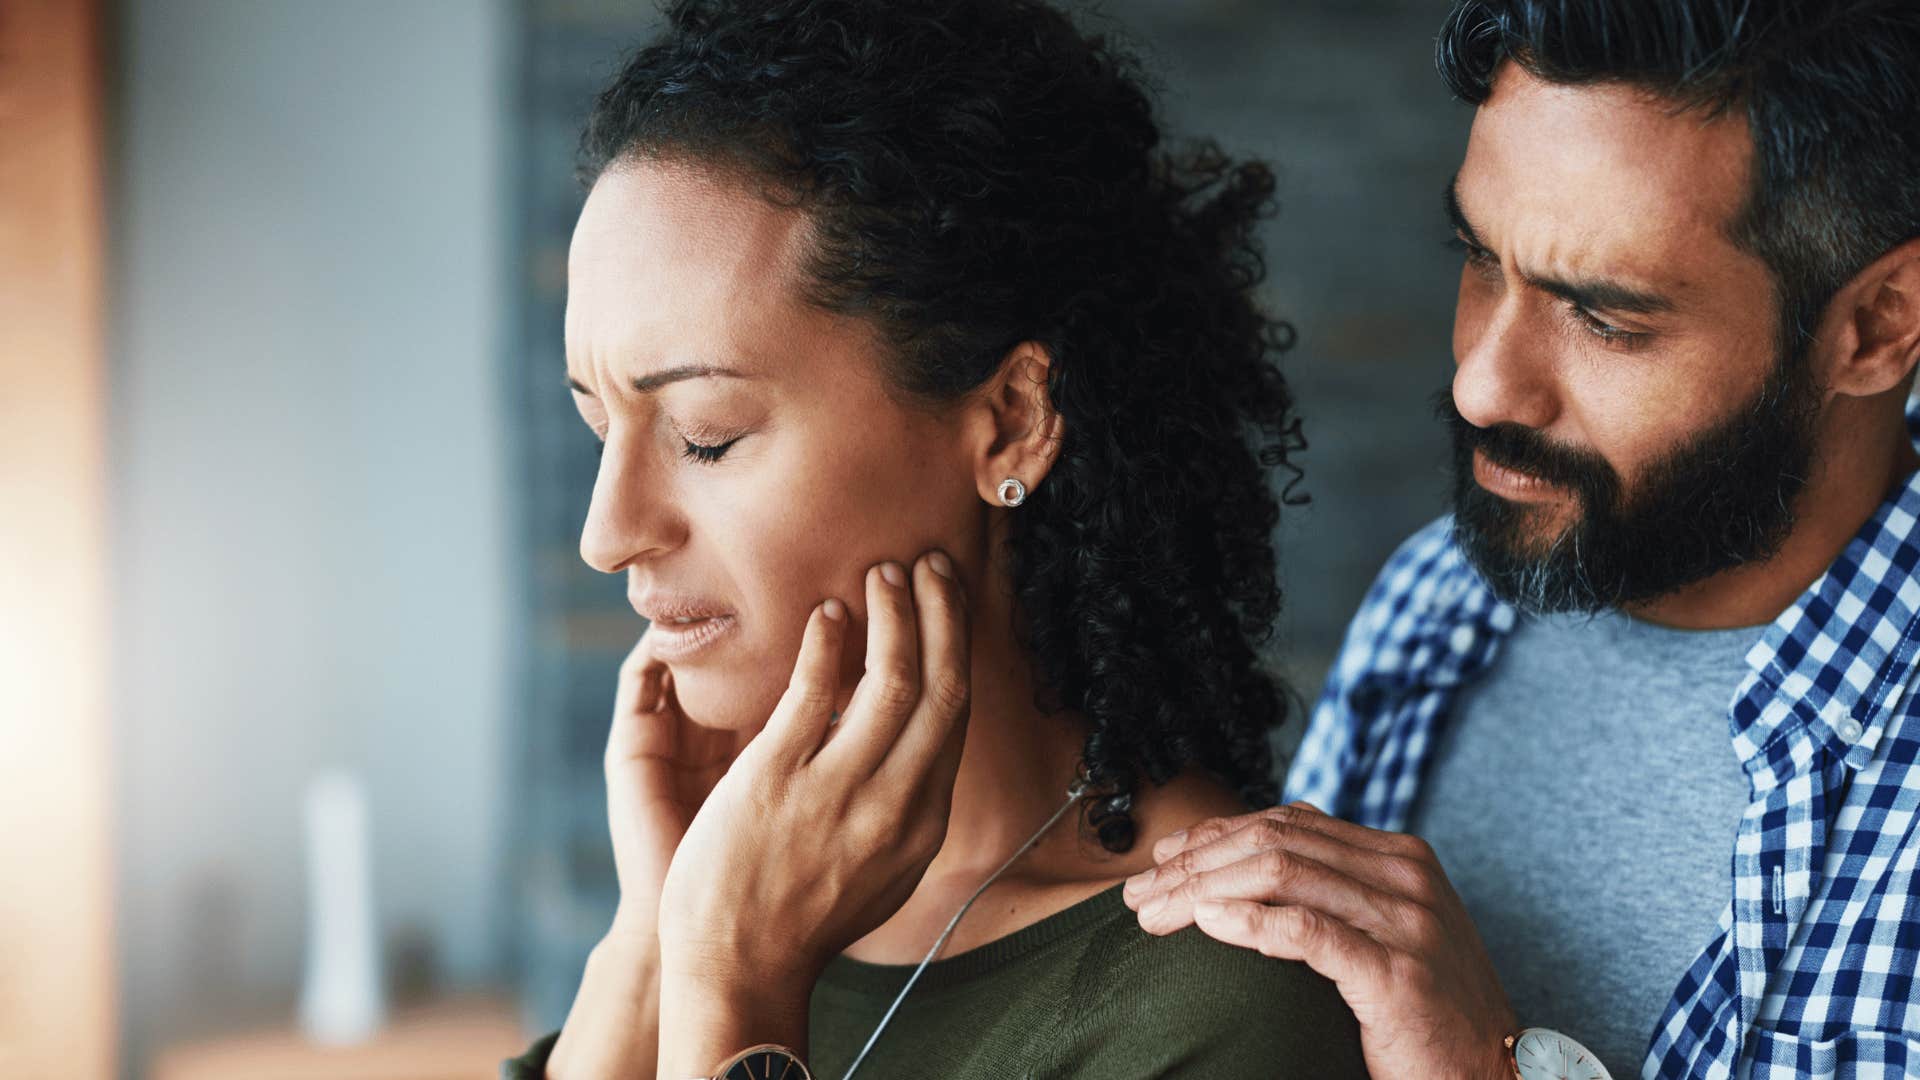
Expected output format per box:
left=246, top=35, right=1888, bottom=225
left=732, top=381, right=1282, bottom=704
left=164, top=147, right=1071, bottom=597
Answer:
left=644, top=613, right=738, bottom=661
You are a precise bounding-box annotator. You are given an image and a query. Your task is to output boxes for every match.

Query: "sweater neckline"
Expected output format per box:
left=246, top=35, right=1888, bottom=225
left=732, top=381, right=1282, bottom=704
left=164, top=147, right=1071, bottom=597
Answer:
left=815, top=882, right=1130, bottom=996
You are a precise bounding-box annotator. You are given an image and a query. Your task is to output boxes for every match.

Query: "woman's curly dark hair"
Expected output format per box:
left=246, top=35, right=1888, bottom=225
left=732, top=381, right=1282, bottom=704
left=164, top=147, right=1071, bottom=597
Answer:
left=580, top=0, right=1306, bottom=851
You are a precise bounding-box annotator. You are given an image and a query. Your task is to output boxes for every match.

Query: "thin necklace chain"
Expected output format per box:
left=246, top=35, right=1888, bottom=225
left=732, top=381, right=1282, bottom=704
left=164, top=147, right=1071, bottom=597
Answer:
left=839, top=779, right=1092, bottom=1079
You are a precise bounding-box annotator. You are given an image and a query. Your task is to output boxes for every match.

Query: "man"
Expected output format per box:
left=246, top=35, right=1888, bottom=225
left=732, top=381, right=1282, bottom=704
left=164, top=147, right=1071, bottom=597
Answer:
left=1121, top=2, right=1920, bottom=1078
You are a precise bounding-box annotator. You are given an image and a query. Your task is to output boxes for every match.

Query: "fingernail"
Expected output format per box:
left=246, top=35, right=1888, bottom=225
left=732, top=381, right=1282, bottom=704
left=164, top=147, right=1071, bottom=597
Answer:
left=823, top=598, right=847, bottom=621
left=1158, top=829, right=1187, bottom=854
left=928, top=550, right=954, bottom=579
left=1140, top=896, right=1166, bottom=921
left=880, top=562, right=907, bottom=588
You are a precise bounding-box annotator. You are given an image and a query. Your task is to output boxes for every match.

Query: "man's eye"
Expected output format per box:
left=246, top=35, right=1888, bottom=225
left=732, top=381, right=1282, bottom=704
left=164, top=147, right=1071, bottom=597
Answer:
left=1446, top=235, right=1499, bottom=274
left=1566, top=303, right=1649, bottom=347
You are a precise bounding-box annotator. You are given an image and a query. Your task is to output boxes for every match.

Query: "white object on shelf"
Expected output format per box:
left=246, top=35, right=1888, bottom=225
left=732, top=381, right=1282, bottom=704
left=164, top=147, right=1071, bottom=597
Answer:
left=296, top=768, right=387, bottom=1045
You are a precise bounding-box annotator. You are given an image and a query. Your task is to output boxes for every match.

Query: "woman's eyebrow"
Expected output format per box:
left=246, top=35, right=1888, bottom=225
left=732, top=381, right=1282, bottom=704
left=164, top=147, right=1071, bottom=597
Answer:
left=565, top=364, right=757, bottom=397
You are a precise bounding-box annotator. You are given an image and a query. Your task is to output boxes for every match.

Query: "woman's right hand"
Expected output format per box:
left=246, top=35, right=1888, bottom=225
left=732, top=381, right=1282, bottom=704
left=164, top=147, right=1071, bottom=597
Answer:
left=546, top=627, right=756, bottom=1080
left=603, top=628, right=757, bottom=941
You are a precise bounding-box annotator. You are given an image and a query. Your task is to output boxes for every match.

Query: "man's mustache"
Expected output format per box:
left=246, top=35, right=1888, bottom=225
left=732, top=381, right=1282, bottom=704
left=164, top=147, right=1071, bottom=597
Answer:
left=1431, top=389, right=1619, bottom=496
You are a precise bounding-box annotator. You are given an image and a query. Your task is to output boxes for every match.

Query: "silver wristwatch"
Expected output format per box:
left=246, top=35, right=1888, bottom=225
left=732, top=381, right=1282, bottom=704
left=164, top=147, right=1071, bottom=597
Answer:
left=1506, top=1027, right=1613, bottom=1080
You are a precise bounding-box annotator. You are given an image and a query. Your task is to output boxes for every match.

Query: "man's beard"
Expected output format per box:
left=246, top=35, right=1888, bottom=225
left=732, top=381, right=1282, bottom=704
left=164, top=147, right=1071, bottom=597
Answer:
left=1442, top=348, right=1822, bottom=615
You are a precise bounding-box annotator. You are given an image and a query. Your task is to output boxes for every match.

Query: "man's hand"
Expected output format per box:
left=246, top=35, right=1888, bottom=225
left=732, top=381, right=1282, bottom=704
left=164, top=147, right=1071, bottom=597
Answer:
left=1122, top=801, right=1518, bottom=1080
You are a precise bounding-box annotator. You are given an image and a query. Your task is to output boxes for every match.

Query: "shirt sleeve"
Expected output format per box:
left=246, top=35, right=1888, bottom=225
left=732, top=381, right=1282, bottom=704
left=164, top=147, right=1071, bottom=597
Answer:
left=500, top=1029, right=561, bottom=1079
left=1283, top=515, right=1457, bottom=813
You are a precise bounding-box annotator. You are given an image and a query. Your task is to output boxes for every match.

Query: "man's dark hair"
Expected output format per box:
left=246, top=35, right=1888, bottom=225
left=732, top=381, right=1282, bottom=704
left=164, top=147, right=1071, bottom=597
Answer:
left=580, top=0, right=1307, bottom=850
left=1437, top=0, right=1920, bottom=356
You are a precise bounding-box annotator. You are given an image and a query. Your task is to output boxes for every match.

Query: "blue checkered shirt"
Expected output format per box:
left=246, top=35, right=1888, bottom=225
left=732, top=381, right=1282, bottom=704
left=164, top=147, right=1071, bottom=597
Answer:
left=1286, top=448, right=1920, bottom=1078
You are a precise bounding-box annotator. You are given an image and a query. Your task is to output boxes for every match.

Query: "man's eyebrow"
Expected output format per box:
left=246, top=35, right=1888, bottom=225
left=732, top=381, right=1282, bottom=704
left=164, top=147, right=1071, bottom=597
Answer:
left=1445, top=174, right=1676, bottom=317
left=565, top=364, right=756, bottom=397
left=1444, top=175, right=1484, bottom=249
left=1525, top=272, right=1676, bottom=317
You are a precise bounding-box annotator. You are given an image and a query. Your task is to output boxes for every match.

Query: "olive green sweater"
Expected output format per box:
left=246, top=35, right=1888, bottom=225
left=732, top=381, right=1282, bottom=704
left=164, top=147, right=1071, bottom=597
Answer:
left=501, top=883, right=1367, bottom=1078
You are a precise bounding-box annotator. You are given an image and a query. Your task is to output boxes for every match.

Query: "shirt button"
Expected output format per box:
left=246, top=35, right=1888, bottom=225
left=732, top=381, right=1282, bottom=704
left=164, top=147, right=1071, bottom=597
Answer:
left=1837, top=716, right=1865, bottom=743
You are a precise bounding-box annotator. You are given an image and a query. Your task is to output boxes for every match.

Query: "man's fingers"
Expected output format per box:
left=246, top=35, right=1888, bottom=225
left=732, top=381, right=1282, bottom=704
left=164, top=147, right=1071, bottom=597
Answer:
left=1191, top=900, right=1393, bottom=987
left=759, top=599, right=850, bottom=764
left=1134, top=847, right=1389, bottom=939
left=1127, top=812, right=1372, bottom=907
left=823, top=561, right=921, bottom=774
left=878, top=549, right=970, bottom=783
left=1156, top=802, right=1432, bottom=873
left=1151, top=810, right=1264, bottom=864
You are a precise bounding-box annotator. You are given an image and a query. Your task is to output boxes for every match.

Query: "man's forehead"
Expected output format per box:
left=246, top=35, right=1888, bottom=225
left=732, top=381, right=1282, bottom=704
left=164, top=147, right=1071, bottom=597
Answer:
left=1457, top=63, right=1754, bottom=290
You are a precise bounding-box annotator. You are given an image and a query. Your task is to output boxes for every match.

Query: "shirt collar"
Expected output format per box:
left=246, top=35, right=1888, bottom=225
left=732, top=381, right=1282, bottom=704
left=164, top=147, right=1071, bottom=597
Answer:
left=1733, top=465, right=1920, bottom=774
left=1382, top=404, right=1920, bottom=766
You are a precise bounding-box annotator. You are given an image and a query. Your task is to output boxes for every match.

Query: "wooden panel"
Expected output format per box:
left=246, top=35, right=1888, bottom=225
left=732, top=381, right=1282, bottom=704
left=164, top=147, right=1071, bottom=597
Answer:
left=151, top=995, right=527, bottom=1080
left=0, top=0, right=117, bottom=1077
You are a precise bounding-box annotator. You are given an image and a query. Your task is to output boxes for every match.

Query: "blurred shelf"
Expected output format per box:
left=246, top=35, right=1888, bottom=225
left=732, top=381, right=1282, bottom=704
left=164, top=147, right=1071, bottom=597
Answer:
left=151, top=994, right=530, bottom=1080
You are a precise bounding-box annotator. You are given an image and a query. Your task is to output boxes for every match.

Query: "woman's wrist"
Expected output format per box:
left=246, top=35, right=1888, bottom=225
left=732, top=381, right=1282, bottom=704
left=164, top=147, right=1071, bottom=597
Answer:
left=655, top=964, right=813, bottom=1080
left=607, top=900, right=664, bottom=956
left=546, top=932, right=664, bottom=1079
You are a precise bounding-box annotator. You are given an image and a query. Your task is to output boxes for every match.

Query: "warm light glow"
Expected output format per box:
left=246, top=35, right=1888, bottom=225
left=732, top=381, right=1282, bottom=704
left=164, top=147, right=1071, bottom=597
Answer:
left=0, top=0, right=118, bottom=1076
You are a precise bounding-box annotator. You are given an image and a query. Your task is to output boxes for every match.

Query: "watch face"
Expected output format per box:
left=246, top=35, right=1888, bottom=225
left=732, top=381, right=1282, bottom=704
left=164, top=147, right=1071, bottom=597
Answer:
left=721, top=1048, right=806, bottom=1080
left=1513, top=1028, right=1613, bottom=1080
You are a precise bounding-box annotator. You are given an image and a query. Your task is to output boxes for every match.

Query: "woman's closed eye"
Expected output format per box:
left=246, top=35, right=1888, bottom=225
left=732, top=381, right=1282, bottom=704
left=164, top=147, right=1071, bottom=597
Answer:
left=678, top=435, right=740, bottom=464
left=593, top=434, right=744, bottom=464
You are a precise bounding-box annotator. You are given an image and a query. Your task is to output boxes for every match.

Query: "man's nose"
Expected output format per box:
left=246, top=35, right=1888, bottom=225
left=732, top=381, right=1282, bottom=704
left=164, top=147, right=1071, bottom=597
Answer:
left=1451, top=293, right=1559, bottom=433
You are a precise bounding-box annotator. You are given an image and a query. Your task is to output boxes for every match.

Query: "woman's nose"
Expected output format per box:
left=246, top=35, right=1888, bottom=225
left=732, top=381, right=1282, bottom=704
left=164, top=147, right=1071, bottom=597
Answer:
left=578, top=440, right=684, bottom=573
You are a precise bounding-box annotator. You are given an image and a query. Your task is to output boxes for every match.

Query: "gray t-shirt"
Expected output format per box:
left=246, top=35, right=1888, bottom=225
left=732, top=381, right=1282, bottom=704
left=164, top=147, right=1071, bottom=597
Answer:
left=1406, top=608, right=1761, bottom=1077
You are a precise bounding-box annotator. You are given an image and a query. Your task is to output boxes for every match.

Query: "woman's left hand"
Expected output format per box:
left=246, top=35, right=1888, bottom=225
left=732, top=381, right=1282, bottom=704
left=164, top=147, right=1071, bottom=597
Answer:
left=654, top=549, right=972, bottom=1077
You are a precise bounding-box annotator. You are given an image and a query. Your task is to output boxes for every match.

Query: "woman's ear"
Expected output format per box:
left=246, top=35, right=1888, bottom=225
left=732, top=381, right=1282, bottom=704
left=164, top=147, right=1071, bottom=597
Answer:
left=969, top=341, right=1064, bottom=505
left=1816, top=236, right=1920, bottom=400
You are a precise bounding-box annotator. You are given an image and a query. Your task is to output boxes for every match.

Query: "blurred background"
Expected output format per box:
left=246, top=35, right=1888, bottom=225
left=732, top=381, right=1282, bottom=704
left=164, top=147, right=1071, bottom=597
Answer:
left=1, top=0, right=1468, bottom=1076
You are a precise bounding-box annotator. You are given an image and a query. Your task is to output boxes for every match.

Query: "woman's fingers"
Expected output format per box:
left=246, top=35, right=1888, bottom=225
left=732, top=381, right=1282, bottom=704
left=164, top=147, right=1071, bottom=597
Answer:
left=878, top=549, right=970, bottom=784
left=823, top=560, right=923, bottom=774
left=607, top=629, right=673, bottom=765
left=756, top=598, right=850, bottom=765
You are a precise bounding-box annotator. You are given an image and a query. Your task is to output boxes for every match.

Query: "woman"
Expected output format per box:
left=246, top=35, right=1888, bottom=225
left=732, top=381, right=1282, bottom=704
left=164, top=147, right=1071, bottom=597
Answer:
left=503, top=0, right=1365, bottom=1076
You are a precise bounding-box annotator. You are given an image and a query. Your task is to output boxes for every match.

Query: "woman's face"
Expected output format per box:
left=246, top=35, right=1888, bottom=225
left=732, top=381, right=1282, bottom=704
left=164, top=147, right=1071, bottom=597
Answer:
left=565, top=159, right=984, bottom=732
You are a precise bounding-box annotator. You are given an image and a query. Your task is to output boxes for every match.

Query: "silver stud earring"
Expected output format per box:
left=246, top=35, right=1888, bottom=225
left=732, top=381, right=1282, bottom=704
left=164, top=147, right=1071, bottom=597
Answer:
left=997, top=477, right=1027, bottom=507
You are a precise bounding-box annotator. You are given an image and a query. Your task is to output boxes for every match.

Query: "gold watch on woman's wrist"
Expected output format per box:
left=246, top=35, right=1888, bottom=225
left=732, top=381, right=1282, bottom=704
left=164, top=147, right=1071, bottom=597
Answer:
left=696, top=1043, right=812, bottom=1080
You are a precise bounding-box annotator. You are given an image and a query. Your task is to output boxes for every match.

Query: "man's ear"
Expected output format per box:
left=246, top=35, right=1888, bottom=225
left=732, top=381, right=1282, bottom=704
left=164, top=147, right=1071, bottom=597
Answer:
left=1817, top=236, right=1920, bottom=400
left=969, top=341, right=1064, bottom=505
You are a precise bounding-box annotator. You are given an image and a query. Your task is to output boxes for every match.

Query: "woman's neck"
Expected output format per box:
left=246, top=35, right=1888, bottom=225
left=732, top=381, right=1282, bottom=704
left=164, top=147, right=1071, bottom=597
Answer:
left=836, top=551, right=1247, bottom=965
left=930, top=617, right=1101, bottom=881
